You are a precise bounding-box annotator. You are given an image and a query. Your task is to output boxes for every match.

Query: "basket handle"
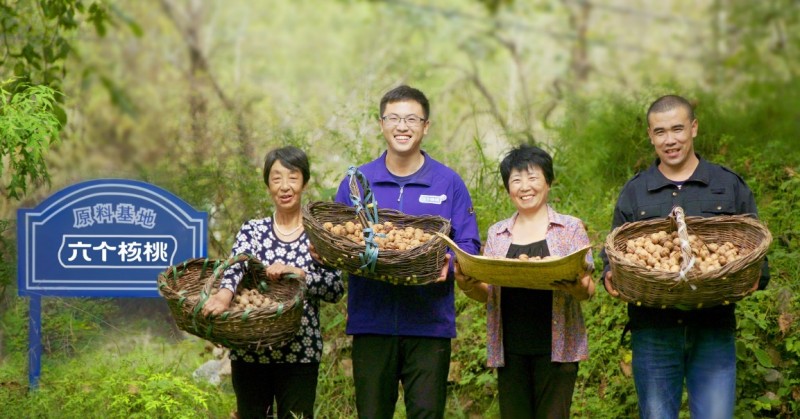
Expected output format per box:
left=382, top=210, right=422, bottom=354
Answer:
left=347, top=166, right=378, bottom=228
left=346, top=166, right=382, bottom=274
left=670, top=206, right=697, bottom=288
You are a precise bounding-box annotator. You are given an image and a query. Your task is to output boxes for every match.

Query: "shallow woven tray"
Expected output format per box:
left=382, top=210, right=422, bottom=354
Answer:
left=303, top=201, right=451, bottom=285
left=158, top=254, right=306, bottom=350
left=605, top=210, right=771, bottom=309
left=437, top=233, right=591, bottom=290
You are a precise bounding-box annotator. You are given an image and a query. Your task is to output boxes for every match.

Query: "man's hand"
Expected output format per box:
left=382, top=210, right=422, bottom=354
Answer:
left=748, top=278, right=760, bottom=295
left=604, top=270, right=620, bottom=298
left=201, top=288, right=234, bottom=317
left=432, top=253, right=452, bottom=283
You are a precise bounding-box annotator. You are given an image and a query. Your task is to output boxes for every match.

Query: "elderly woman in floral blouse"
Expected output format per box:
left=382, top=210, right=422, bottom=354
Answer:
left=454, top=144, right=594, bottom=419
left=202, top=146, right=344, bottom=419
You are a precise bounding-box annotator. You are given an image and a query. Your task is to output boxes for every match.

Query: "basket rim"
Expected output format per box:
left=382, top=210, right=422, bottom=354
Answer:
left=605, top=213, right=771, bottom=280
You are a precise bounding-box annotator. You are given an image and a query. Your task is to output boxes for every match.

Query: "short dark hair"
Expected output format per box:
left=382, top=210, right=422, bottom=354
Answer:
left=647, top=95, right=695, bottom=123
left=379, top=85, right=431, bottom=120
left=263, top=146, right=310, bottom=186
left=500, top=144, right=554, bottom=192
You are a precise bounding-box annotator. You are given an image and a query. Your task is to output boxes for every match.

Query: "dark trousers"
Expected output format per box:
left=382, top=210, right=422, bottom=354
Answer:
left=497, top=353, right=578, bottom=419
left=352, top=335, right=451, bottom=419
left=230, top=359, right=319, bottom=419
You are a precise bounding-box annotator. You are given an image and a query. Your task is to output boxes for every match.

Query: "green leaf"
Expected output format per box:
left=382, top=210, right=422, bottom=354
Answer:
left=752, top=347, right=774, bottom=368
left=52, top=104, right=68, bottom=126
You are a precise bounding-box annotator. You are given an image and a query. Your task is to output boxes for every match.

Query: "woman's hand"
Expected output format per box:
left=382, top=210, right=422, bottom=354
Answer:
left=453, top=260, right=476, bottom=290
left=552, top=271, right=595, bottom=301
left=454, top=260, right=488, bottom=302
left=308, top=243, right=323, bottom=264
left=265, top=262, right=305, bottom=281
left=201, top=288, right=234, bottom=317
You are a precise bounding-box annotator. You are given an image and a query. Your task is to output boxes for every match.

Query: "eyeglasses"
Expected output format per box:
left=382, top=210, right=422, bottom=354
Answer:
left=381, top=114, right=426, bottom=128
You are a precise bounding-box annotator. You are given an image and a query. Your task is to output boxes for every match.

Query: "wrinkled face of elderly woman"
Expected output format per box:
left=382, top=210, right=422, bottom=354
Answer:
left=267, top=160, right=306, bottom=214
left=507, top=164, right=550, bottom=214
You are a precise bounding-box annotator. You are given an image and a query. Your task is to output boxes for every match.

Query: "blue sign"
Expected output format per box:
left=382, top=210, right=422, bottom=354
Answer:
left=18, top=179, right=207, bottom=297
left=17, top=179, right=208, bottom=390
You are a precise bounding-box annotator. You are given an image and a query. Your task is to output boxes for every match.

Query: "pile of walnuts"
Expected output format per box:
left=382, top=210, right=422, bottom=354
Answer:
left=622, top=230, right=743, bottom=274
left=517, top=254, right=557, bottom=261
left=212, top=287, right=272, bottom=311
left=323, top=221, right=433, bottom=251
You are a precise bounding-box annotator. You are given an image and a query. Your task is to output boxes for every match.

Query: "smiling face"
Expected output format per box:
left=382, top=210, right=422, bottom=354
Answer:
left=267, top=160, right=306, bottom=213
left=507, top=165, right=550, bottom=214
left=647, top=106, right=699, bottom=176
left=380, top=100, right=430, bottom=158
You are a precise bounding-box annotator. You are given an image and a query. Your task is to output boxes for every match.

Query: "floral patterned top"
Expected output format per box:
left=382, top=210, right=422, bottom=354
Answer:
left=484, top=206, right=593, bottom=367
left=220, top=217, right=344, bottom=364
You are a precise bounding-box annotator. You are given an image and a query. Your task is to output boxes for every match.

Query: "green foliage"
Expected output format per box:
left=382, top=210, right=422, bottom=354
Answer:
left=0, top=335, right=233, bottom=418
left=0, top=81, right=61, bottom=199
left=1, top=296, right=115, bottom=357
left=0, top=218, right=15, bottom=292
left=0, top=0, right=129, bottom=93
left=107, top=371, right=211, bottom=418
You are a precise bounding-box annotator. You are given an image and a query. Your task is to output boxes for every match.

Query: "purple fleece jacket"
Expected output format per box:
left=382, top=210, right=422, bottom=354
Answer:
left=335, top=151, right=481, bottom=338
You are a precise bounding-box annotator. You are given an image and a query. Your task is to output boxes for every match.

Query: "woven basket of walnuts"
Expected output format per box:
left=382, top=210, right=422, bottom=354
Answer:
left=302, top=167, right=450, bottom=286
left=605, top=207, right=771, bottom=309
left=158, top=254, right=306, bottom=350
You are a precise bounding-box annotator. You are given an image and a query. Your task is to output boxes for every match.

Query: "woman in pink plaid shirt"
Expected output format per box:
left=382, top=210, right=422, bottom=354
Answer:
left=454, top=144, right=594, bottom=419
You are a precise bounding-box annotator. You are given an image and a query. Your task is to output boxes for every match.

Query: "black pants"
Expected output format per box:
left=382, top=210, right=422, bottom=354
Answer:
left=352, top=335, right=451, bottom=419
left=497, top=353, right=578, bottom=419
left=230, top=359, right=319, bottom=419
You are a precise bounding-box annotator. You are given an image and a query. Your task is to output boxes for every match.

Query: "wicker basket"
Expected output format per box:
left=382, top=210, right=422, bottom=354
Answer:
left=302, top=167, right=451, bottom=285
left=157, top=254, right=306, bottom=350
left=438, top=233, right=591, bottom=290
left=605, top=207, right=771, bottom=309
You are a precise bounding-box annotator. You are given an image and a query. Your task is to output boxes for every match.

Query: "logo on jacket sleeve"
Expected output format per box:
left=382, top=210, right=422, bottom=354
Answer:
left=419, top=194, right=447, bottom=205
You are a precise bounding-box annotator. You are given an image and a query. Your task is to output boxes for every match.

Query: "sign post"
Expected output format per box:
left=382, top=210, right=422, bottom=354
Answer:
left=17, top=179, right=207, bottom=389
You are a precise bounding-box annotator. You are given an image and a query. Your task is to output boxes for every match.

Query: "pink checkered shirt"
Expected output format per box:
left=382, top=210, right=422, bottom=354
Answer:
left=484, top=206, right=593, bottom=367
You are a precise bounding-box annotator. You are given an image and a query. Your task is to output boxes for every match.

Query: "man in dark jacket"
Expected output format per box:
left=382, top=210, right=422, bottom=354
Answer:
left=601, top=94, right=769, bottom=419
left=335, top=85, right=481, bottom=419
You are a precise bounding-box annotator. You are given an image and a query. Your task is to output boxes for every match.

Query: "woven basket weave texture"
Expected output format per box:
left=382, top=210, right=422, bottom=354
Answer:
left=439, top=233, right=590, bottom=290
left=302, top=166, right=451, bottom=286
left=605, top=211, right=771, bottom=309
left=157, top=254, right=306, bottom=350
left=303, top=201, right=450, bottom=285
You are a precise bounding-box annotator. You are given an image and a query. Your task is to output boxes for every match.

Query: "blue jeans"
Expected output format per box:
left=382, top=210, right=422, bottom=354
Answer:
left=631, top=326, right=736, bottom=419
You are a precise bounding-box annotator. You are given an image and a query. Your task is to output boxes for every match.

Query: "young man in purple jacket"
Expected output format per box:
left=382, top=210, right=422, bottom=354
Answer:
left=334, top=85, right=481, bottom=419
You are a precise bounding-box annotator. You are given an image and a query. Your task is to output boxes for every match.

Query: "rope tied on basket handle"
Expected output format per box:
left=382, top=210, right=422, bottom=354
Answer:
left=671, top=207, right=697, bottom=290
left=347, top=166, right=381, bottom=274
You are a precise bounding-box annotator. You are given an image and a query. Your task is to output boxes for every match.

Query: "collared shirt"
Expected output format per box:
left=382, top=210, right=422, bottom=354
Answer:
left=485, top=206, right=594, bottom=367
left=600, top=155, right=770, bottom=330
left=335, top=151, right=482, bottom=338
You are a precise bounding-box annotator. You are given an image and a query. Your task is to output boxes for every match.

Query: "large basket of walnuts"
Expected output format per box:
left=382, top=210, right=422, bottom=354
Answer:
left=604, top=206, right=771, bottom=309
left=157, top=254, right=306, bottom=350
left=302, top=167, right=451, bottom=285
